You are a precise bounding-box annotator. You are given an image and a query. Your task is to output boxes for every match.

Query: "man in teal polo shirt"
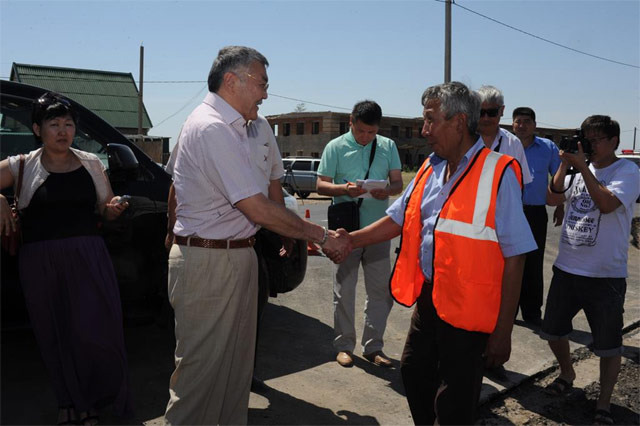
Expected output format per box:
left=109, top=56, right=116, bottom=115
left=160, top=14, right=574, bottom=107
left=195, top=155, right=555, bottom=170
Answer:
left=317, top=100, right=403, bottom=368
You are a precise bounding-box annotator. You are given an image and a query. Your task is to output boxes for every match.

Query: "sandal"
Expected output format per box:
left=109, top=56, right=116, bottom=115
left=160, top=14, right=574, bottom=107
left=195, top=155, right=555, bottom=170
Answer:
left=593, top=409, right=614, bottom=425
left=57, top=406, right=77, bottom=425
left=79, top=410, right=99, bottom=426
left=544, top=376, right=573, bottom=396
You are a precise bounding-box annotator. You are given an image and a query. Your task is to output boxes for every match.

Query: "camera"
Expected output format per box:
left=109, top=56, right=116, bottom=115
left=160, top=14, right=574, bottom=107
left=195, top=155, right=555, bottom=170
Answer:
left=559, top=134, right=592, bottom=156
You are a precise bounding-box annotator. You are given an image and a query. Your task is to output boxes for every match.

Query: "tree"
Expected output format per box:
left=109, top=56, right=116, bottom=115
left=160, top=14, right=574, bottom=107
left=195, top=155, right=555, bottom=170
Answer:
left=294, top=103, right=307, bottom=113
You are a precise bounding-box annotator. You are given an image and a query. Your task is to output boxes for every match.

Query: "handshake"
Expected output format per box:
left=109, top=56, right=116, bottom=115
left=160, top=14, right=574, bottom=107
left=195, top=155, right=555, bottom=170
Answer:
left=320, top=228, right=352, bottom=264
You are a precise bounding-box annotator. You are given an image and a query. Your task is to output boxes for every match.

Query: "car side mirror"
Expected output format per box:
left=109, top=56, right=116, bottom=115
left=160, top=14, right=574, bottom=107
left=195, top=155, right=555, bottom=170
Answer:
left=107, top=143, right=138, bottom=172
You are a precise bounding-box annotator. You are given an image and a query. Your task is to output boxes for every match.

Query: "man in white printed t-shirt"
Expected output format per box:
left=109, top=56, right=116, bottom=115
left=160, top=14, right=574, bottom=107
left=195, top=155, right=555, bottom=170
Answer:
left=543, top=115, right=640, bottom=425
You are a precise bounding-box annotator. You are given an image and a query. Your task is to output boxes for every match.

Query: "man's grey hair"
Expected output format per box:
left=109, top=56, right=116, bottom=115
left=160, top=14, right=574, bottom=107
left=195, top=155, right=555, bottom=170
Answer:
left=207, top=46, right=269, bottom=93
left=421, top=81, right=481, bottom=135
left=477, top=85, right=504, bottom=106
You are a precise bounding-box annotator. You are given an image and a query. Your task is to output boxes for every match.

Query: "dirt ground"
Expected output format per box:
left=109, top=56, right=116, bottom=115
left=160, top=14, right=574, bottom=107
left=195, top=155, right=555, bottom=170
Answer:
left=477, top=328, right=640, bottom=425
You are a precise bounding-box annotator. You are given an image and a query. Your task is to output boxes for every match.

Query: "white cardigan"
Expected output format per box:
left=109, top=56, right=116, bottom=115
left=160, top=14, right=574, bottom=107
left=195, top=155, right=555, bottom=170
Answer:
left=8, top=147, right=111, bottom=210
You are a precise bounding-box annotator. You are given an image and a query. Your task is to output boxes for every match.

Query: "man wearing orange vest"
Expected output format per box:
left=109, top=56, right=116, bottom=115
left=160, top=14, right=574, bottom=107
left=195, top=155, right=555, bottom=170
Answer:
left=329, top=82, right=536, bottom=424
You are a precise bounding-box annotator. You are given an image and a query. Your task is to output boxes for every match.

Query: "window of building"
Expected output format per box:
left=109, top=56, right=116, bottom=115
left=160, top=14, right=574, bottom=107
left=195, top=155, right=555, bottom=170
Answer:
left=405, top=127, right=413, bottom=138
left=312, top=121, right=320, bottom=134
left=282, top=152, right=290, bottom=158
left=339, top=122, right=349, bottom=134
left=296, top=150, right=304, bottom=156
left=311, top=152, right=320, bottom=158
left=296, top=122, right=305, bottom=135
left=283, top=123, right=291, bottom=137
left=391, top=126, right=399, bottom=137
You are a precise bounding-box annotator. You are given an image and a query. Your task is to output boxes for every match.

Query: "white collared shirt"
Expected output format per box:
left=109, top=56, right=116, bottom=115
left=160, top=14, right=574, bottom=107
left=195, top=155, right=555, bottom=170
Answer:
left=478, top=128, right=533, bottom=184
left=172, top=92, right=262, bottom=240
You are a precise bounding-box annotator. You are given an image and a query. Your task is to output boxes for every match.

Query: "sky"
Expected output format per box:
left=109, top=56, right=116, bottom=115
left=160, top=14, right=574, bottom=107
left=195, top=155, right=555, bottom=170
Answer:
left=1, top=0, right=639, bottom=151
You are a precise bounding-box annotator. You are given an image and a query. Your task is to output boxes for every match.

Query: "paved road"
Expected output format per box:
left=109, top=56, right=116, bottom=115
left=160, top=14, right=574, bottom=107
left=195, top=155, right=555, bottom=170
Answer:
left=1, top=197, right=638, bottom=425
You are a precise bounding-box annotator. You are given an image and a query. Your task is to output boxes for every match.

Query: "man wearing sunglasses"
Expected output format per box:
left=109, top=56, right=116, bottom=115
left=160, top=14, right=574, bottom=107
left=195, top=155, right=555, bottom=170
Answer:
left=543, top=116, right=639, bottom=425
left=476, top=86, right=532, bottom=185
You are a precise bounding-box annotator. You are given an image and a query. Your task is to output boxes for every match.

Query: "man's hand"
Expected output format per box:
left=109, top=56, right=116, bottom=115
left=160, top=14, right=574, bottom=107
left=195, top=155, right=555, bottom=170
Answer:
left=369, top=185, right=391, bottom=200
left=345, top=182, right=367, bottom=199
left=322, top=228, right=352, bottom=263
left=484, top=327, right=512, bottom=369
left=279, top=236, right=294, bottom=257
left=558, top=142, right=589, bottom=173
left=553, top=205, right=565, bottom=227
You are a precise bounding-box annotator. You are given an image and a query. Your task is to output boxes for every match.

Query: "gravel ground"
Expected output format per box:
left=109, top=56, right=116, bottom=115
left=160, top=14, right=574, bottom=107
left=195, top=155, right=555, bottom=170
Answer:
left=477, top=328, right=640, bottom=425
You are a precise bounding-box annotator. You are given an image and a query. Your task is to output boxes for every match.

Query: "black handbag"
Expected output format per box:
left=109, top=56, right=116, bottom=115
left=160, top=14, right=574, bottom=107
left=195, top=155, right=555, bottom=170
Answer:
left=327, top=140, right=377, bottom=232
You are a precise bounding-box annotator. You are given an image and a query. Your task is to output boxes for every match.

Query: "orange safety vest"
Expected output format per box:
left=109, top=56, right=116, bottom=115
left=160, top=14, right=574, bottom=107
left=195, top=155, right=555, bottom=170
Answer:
left=390, top=147, right=522, bottom=333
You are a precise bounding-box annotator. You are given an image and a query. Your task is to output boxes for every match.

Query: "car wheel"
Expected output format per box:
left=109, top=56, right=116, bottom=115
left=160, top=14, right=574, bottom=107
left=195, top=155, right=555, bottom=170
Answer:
left=298, top=191, right=310, bottom=199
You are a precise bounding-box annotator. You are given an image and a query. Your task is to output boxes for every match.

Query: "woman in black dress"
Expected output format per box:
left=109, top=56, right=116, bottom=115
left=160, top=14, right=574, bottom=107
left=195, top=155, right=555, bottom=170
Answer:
left=0, top=92, right=133, bottom=425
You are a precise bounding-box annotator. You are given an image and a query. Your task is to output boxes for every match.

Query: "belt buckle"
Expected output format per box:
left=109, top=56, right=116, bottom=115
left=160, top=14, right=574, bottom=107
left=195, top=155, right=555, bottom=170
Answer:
left=248, top=236, right=256, bottom=247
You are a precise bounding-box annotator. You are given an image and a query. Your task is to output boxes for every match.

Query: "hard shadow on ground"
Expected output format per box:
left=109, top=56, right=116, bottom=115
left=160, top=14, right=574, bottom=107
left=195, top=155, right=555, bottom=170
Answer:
left=249, top=384, right=380, bottom=425
left=255, top=303, right=405, bottom=395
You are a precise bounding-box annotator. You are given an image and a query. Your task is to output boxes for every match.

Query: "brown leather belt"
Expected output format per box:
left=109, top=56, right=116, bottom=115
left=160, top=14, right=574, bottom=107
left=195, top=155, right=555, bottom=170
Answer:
left=174, top=235, right=256, bottom=249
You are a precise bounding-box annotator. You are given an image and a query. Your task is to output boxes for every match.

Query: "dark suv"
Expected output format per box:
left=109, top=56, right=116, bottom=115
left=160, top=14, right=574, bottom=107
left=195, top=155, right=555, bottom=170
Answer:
left=1, top=80, right=307, bottom=326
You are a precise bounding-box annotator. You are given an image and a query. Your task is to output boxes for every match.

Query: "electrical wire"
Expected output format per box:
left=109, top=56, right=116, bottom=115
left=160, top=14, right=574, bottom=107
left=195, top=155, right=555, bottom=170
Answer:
left=437, top=0, right=639, bottom=69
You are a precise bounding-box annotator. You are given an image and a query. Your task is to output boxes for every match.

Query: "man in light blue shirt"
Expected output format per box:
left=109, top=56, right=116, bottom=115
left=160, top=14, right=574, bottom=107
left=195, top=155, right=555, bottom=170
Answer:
left=317, top=100, right=403, bottom=368
left=512, top=107, right=562, bottom=326
left=330, top=82, right=536, bottom=424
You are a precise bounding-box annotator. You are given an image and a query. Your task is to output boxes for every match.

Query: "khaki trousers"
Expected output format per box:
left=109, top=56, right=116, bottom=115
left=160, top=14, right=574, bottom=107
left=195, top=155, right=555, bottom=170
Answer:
left=164, top=244, right=258, bottom=425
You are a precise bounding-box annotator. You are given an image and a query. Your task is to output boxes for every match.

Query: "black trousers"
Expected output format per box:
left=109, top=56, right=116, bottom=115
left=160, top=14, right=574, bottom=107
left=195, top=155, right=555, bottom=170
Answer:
left=400, top=283, right=489, bottom=425
left=519, top=205, right=548, bottom=321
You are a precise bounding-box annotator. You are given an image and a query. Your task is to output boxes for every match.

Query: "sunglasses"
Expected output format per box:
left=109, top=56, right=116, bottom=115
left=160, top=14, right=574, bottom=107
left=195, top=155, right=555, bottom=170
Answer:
left=480, top=108, right=501, bottom=117
left=37, top=92, right=71, bottom=108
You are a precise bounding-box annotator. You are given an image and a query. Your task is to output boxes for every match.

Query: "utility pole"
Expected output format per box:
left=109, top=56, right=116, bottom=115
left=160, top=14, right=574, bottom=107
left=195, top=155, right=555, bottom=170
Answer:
left=138, top=44, right=144, bottom=136
left=634, top=126, right=637, bottom=150
left=444, top=0, right=452, bottom=83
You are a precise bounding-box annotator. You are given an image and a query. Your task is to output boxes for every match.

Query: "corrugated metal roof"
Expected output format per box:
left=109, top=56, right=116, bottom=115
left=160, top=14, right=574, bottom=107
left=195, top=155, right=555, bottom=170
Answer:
left=11, top=63, right=152, bottom=130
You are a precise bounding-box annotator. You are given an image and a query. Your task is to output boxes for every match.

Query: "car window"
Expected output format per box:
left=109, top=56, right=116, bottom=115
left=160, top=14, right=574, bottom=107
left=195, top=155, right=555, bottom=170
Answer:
left=292, top=161, right=311, bottom=171
left=313, top=161, right=320, bottom=171
left=1, top=95, right=108, bottom=168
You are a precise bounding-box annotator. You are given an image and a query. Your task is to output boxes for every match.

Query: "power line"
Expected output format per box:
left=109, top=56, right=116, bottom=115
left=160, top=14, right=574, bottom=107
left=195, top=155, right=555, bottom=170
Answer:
left=153, top=84, right=208, bottom=128
left=438, top=0, right=639, bottom=69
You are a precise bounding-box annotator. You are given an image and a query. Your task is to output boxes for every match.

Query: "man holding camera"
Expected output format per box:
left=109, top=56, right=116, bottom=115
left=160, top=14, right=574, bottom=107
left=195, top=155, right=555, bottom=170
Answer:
left=317, top=100, right=403, bottom=368
left=544, top=115, right=640, bottom=425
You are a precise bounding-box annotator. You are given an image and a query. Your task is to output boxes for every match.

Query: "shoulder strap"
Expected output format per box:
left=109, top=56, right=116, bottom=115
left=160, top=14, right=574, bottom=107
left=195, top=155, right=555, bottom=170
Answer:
left=358, top=139, right=377, bottom=207
left=15, top=154, right=25, bottom=207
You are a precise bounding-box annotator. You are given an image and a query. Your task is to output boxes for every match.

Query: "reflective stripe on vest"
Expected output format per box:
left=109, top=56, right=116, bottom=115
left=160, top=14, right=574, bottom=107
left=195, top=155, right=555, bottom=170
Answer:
left=390, top=147, right=522, bottom=333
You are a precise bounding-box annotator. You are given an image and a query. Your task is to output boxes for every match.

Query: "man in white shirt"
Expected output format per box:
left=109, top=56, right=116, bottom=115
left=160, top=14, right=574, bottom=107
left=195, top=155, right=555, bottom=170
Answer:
left=163, top=46, right=348, bottom=425
left=544, top=115, right=640, bottom=425
left=476, top=85, right=533, bottom=185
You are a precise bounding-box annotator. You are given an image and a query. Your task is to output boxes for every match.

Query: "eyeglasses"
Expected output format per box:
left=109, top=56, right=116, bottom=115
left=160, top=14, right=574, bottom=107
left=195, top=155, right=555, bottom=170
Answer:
left=584, top=135, right=610, bottom=145
left=245, top=72, right=269, bottom=91
left=480, top=108, right=501, bottom=118
left=37, top=92, right=71, bottom=108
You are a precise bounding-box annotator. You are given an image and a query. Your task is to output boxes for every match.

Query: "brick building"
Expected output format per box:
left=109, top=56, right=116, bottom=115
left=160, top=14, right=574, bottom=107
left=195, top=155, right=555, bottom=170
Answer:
left=266, top=111, right=432, bottom=167
left=266, top=111, right=575, bottom=168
